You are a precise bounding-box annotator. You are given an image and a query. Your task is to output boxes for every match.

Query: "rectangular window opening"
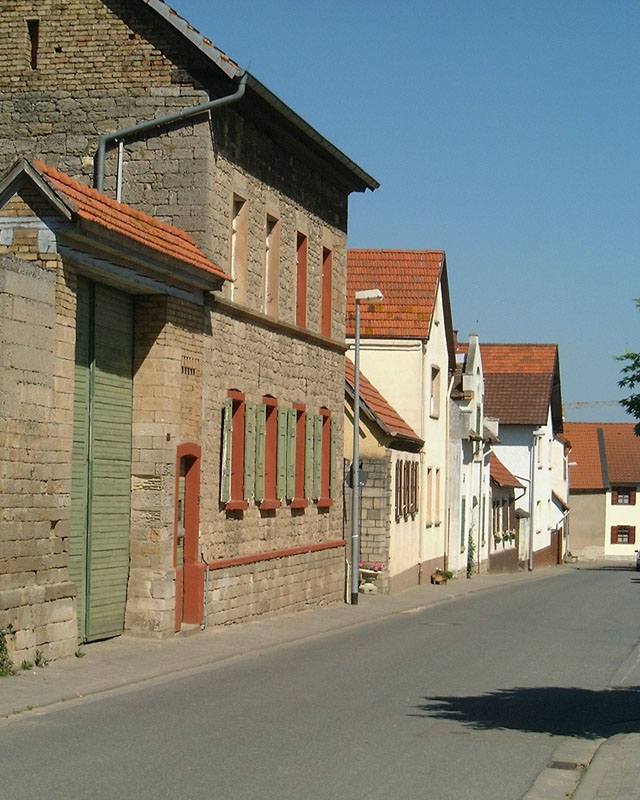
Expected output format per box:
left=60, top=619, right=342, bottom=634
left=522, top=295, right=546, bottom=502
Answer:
left=291, top=404, right=308, bottom=509
left=28, top=19, right=39, bottom=70
left=321, top=247, right=332, bottom=338
left=430, top=367, right=441, bottom=418
left=317, top=408, right=332, bottom=507
left=264, top=215, right=279, bottom=317
left=296, top=232, right=307, bottom=328
left=231, top=196, right=248, bottom=304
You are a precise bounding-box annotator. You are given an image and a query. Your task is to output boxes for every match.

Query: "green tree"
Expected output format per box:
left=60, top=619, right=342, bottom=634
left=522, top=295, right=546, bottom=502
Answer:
left=616, top=299, right=640, bottom=436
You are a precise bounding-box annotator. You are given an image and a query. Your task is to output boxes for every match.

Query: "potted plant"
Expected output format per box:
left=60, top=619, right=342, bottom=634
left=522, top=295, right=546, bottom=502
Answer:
left=431, top=568, right=453, bottom=585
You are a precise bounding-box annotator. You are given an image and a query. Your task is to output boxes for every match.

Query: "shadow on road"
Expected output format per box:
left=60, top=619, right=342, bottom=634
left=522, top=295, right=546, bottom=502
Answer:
left=413, top=686, right=640, bottom=738
left=576, top=565, right=636, bottom=572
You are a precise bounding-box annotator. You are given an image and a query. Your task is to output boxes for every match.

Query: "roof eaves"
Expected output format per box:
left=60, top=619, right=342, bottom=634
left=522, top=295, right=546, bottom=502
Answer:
left=141, top=1, right=378, bottom=194
left=246, top=74, right=379, bottom=193
left=140, top=0, right=242, bottom=79
left=345, top=379, right=391, bottom=437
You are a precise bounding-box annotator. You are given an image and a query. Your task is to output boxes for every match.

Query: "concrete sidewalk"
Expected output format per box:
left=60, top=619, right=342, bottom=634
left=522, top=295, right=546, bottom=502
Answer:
left=0, top=565, right=637, bottom=799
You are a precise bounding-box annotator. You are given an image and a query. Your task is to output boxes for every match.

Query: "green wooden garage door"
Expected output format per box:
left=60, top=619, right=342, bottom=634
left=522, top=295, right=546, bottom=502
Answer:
left=70, top=278, right=133, bottom=642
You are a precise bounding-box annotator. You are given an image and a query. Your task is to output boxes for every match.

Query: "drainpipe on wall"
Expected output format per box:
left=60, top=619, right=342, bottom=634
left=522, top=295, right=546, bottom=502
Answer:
left=94, top=73, right=248, bottom=194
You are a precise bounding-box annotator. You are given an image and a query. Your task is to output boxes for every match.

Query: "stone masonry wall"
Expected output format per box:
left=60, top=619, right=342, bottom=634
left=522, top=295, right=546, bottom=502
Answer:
left=359, top=455, right=392, bottom=593
left=0, top=0, right=349, bottom=343
left=0, top=247, right=76, bottom=665
left=343, top=454, right=392, bottom=594
left=201, top=307, right=345, bottom=559
left=2, top=0, right=354, bottom=639
left=205, top=546, right=345, bottom=627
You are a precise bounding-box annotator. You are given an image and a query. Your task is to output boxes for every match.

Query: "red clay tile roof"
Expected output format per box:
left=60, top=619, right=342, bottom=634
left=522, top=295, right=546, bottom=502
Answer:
left=481, top=343, right=560, bottom=426
left=346, top=250, right=444, bottom=338
left=33, top=162, right=230, bottom=281
left=481, top=343, right=558, bottom=375
left=345, top=357, right=422, bottom=446
left=490, top=453, right=523, bottom=488
left=564, top=422, right=640, bottom=490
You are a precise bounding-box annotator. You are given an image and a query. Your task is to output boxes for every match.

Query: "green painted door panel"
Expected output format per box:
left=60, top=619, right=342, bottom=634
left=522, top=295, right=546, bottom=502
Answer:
left=70, top=280, right=133, bottom=643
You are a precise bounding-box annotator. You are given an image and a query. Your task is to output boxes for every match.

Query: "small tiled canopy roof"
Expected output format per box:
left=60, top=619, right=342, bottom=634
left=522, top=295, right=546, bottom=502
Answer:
left=565, top=422, right=640, bottom=490
left=34, top=162, right=230, bottom=281
left=346, top=250, right=444, bottom=338
left=345, top=357, right=422, bottom=447
left=481, top=343, right=562, bottom=429
left=490, top=453, right=523, bottom=488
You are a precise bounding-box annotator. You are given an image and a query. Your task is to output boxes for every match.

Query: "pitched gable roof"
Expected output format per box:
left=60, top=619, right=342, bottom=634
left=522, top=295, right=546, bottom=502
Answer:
left=139, top=0, right=378, bottom=194
left=481, top=343, right=562, bottom=431
left=345, top=357, right=422, bottom=448
left=490, top=453, right=523, bottom=488
left=346, top=251, right=456, bottom=375
left=346, top=250, right=443, bottom=339
left=564, top=422, right=640, bottom=490
left=0, top=160, right=230, bottom=283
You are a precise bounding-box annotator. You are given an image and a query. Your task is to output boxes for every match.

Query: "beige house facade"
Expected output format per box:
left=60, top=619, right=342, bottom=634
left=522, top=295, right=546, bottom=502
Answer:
left=344, top=358, right=423, bottom=593
left=565, top=422, right=640, bottom=561
left=346, top=251, right=456, bottom=582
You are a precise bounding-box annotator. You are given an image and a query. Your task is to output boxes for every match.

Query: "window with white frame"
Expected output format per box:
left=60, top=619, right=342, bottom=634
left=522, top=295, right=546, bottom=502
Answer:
left=430, top=366, right=441, bottom=418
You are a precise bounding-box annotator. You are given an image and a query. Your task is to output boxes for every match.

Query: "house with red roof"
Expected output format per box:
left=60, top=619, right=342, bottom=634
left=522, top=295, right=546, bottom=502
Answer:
left=481, top=343, right=568, bottom=568
left=489, top=453, right=524, bottom=572
left=564, top=423, right=640, bottom=561
left=0, top=0, right=377, bottom=664
left=346, top=250, right=456, bottom=584
left=449, top=334, right=497, bottom=576
left=344, top=358, right=423, bottom=593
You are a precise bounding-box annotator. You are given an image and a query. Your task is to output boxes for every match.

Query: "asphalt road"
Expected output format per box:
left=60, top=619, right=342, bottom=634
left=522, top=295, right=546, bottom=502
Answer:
left=3, top=566, right=640, bottom=800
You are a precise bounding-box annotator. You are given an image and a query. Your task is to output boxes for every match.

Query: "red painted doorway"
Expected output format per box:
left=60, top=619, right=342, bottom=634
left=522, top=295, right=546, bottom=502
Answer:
left=174, top=443, right=204, bottom=631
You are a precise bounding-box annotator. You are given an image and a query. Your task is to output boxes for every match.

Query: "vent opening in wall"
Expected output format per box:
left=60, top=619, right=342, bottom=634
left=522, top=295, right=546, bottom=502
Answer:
left=27, top=19, right=39, bottom=70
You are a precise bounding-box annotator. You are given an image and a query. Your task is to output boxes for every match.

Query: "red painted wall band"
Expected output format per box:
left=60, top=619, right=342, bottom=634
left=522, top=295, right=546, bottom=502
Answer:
left=207, top=539, right=346, bottom=571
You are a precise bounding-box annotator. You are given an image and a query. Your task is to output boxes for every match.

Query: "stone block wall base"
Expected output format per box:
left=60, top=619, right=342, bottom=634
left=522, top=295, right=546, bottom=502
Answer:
left=1, top=583, right=77, bottom=667
left=205, top=547, right=345, bottom=627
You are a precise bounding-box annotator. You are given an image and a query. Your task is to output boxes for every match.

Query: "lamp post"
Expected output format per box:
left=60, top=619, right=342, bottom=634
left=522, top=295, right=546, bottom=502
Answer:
left=351, top=288, right=383, bottom=605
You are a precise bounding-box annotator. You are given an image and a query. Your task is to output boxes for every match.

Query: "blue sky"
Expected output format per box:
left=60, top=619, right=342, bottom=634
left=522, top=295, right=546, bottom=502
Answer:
left=171, top=0, right=639, bottom=423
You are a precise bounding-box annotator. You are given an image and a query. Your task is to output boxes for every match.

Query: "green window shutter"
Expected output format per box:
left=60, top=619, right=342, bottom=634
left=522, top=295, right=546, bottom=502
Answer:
left=255, top=403, right=266, bottom=503
left=305, top=414, right=314, bottom=499
left=220, top=398, right=233, bottom=503
left=276, top=407, right=288, bottom=499
left=313, top=414, right=322, bottom=499
left=244, top=402, right=256, bottom=501
left=330, top=415, right=338, bottom=498
left=286, top=409, right=296, bottom=500
left=460, top=497, right=466, bottom=550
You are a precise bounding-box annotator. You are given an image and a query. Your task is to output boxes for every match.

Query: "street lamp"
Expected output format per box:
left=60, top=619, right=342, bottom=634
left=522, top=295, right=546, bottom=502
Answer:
left=351, top=288, right=383, bottom=605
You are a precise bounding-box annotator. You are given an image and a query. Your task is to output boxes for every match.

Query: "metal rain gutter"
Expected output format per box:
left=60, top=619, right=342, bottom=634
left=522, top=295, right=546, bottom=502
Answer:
left=94, top=73, right=247, bottom=194
left=134, top=1, right=378, bottom=193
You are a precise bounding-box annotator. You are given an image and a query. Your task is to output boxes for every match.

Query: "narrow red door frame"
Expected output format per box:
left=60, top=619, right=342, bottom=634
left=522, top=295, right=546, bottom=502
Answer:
left=174, top=443, right=204, bottom=630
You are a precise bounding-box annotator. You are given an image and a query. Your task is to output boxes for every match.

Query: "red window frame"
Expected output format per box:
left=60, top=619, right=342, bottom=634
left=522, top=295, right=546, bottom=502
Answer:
left=260, top=396, right=280, bottom=511
left=291, top=402, right=308, bottom=509
left=296, top=232, right=307, bottom=328
left=317, top=407, right=332, bottom=508
left=321, top=247, right=332, bottom=338
left=226, top=390, right=248, bottom=511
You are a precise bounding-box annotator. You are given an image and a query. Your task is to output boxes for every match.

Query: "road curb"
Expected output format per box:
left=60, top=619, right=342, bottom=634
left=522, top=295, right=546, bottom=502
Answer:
left=521, top=737, right=604, bottom=800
